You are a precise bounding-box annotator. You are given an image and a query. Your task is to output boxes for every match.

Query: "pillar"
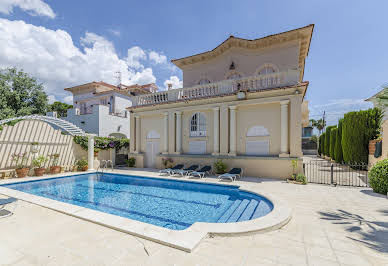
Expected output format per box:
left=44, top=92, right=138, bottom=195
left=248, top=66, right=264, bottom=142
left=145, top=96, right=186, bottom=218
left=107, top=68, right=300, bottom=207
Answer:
left=280, top=100, right=290, bottom=157
left=219, top=104, right=229, bottom=155
left=175, top=111, right=182, bottom=154
left=229, top=106, right=237, bottom=156
left=135, top=115, right=140, bottom=153
left=212, top=107, right=220, bottom=155
left=163, top=112, right=169, bottom=154
left=87, top=134, right=95, bottom=171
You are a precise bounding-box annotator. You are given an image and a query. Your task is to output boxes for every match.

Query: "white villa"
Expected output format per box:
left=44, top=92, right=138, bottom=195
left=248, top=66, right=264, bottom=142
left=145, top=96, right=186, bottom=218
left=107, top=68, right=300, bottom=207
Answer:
left=60, top=81, right=157, bottom=138
left=127, top=25, right=314, bottom=178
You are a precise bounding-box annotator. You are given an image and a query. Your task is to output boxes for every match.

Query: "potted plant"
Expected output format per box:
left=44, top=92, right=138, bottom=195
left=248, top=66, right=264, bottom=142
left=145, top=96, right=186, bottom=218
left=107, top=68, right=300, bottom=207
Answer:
left=162, top=158, right=173, bottom=169
left=290, top=159, right=298, bottom=180
left=49, top=153, right=61, bottom=174
left=126, top=157, right=136, bottom=167
left=214, top=160, right=227, bottom=174
left=94, top=148, right=101, bottom=158
left=11, top=152, right=29, bottom=178
left=32, top=155, right=48, bottom=176
left=76, top=158, right=88, bottom=171
left=30, top=142, right=39, bottom=153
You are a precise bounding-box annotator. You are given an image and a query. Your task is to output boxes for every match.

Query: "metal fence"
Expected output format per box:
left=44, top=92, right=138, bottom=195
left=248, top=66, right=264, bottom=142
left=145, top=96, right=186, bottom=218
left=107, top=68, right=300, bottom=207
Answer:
left=303, top=160, right=369, bottom=187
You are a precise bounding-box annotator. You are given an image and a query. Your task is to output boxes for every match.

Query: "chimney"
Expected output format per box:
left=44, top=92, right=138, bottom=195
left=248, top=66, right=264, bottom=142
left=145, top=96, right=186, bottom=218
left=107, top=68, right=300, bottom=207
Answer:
left=167, top=83, right=172, bottom=90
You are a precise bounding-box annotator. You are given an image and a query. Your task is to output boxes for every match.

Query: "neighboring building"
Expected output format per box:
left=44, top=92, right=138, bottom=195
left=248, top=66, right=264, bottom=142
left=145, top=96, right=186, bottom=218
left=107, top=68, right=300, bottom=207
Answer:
left=61, top=81, right=157, bottom=138
left=301, top=100, right=317, bottom=155
left=366, top=87, right=388, bottom=165
left=127, top=25, right=314, bottom=178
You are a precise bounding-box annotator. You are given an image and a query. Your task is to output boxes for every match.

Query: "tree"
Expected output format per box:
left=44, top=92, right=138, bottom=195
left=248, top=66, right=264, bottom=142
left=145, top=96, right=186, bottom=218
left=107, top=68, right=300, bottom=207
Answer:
left=324, top=126, right=336, bottom=157
left=48, top=101, right=73, bottom=118
left=318, top=133, right=325, bottom=155
left=310, top=119, right=326, bottom=135
left=0, top=68, right=48, bottom=120
left=330, top=128, right=337, bottom=159
left=334, top=119, right=344, bottom=163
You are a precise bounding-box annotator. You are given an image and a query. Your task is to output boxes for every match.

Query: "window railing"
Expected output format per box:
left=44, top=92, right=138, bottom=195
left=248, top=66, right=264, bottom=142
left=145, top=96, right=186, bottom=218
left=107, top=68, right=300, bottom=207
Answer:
left=131, top=69, right=299, bottom=107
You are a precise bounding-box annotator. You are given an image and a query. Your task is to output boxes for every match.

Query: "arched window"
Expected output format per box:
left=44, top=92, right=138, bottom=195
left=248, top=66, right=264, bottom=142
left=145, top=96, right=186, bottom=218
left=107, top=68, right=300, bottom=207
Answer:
left=190, top=113, right=207, bottom=137
left=227, top=73, right=242, bottom=80
left=258, top=66, right=276, bottom=75
left=198, top=79, right=211, bottom=85
left=257, top=64, right=278, bottom=88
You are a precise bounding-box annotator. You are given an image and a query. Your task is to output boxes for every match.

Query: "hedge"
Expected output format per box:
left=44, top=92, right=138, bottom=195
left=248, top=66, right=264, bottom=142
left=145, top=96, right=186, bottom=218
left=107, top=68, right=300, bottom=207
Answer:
left=342, top=108, right=382, bottom=164
left=318, top=134, right=324, bottom=155
left=73, top=136, right=129, bottom=151
left=334, top=119, right=343, bottom=163
left=330, top=128, right=337, bottom=159
left=324, top=126, right=336, bottom=157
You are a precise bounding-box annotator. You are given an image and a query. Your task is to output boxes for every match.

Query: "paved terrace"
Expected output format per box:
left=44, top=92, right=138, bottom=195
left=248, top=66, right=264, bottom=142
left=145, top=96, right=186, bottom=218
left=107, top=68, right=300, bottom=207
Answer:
left=0, top=170, right=387, bottom=266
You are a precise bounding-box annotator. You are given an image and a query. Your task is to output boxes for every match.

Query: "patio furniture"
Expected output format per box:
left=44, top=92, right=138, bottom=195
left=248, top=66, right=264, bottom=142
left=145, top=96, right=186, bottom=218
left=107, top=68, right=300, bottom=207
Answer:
left=188, top=166, right=212, bottom=178
left=159, top=164, right=184, bottom=175
left=0, top=169, right=15, bottom=179
left=0, top=197, right=17, bottom=218
left=172, top=165, right=199, bottom=177
left=218, top=168, right=242, bottom=181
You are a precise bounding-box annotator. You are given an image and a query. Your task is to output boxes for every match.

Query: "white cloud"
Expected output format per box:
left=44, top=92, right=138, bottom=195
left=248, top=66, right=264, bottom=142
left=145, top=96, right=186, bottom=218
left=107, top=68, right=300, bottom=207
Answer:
left=0, top=18, right=157, bottom=101
left=126, top=46, right=147, bottom=70
left=47, top=95, right=57, bottom=104
left=63, top=95, right=73, bottom=105
left=149, top=51, right=167, bottom=65
left=107, top=29, right=121, bottom=37
left=0, top=0, right=55, bottom=18
left=163, top=76, right=182, bottom=90
left=309, top=98, right=373, bottom=126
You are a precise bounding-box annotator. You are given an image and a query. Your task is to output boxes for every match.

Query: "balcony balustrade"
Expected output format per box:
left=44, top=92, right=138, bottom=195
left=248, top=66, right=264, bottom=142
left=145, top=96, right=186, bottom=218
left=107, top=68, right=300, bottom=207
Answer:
left=131, top=69, right=299, bottom=107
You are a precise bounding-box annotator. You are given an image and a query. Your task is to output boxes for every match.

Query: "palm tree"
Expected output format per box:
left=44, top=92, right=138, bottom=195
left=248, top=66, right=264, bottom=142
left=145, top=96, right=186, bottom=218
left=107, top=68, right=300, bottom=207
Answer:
left=310, top=119, right=326, bottom=135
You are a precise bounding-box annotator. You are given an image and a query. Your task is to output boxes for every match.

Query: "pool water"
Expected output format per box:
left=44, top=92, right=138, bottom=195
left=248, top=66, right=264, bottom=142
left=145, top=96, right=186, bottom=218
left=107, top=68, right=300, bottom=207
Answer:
left=3, top=173, right=273, bottom=230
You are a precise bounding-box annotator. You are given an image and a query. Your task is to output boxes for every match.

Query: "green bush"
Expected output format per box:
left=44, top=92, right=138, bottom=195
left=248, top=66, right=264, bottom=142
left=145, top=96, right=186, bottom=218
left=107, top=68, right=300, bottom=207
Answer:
left=325, top=126, right=336, bottom=157
left=296, top=174, right=307, bottom=185
left=342, top=108, right=383, bottom=164
left=214, top=160, right=227, bottom=174
left=76, top=158, right=88, bottom=170
left=32, top=155, right=48, bottom=168
left=126, top=157, right=136, bottom=167
left=318, top=133, right=325, bottom=156
left=369, top=159, right=388, bottom=194
left=330, top=128, right=337, bottom=159
left=334, top=119, right=344, bottom=163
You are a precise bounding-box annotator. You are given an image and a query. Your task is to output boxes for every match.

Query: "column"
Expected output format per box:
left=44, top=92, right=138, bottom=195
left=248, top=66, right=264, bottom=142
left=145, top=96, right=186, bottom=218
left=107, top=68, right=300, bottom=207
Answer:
left=87, top=134, right=95, bottom=171
left=135, top=115, right=140, bottom=153
left=280, top=100, right=290, bottom=157
left=229, top=106, right=237, bottom=156
left=129, top=115, right=135, bottom=153
left=212, top=107, right=220, bottom=155
left=175, top=111, right=182, bottom=154
left=219, top=104, right=229, bottom=155
left=163, top=112, right=169, bottom=154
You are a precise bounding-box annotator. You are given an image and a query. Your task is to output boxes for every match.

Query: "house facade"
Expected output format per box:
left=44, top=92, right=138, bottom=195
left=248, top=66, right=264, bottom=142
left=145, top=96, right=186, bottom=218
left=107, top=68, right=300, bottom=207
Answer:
left=127, top=25, right=314, bottom=178
left=62, top=81, right=157, bottom=138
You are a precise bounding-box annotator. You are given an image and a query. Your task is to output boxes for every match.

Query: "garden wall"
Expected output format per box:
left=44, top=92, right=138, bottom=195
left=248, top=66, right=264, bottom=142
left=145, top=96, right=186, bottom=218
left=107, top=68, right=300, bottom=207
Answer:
left=0, top=120, right=111, bottom=172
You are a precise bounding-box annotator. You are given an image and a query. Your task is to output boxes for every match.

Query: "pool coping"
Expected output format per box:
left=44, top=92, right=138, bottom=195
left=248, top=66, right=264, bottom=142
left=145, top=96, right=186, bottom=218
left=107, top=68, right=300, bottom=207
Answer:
left=0, top=170, right=292, bottom=252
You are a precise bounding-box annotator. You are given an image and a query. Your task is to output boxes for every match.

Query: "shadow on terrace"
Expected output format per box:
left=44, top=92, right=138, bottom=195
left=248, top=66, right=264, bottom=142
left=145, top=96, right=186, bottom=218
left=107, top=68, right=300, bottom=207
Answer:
left=319, top=209, right=388, bottom=253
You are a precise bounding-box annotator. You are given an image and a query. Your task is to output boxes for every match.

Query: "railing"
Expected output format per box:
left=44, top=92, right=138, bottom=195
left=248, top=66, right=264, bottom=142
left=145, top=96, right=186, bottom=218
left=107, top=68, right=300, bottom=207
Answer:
left=132, top=69, right=299, bottom=107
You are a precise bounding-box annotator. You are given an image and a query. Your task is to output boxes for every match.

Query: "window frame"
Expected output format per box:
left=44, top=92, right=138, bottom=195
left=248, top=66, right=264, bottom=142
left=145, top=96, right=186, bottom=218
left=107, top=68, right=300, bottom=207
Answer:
left=190, top=112, right=207, bottom=137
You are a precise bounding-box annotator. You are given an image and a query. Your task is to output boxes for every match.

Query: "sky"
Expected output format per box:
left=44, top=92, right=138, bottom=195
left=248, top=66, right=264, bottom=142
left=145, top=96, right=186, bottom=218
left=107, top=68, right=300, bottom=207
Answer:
left=0, top=0, right=387, bottom=125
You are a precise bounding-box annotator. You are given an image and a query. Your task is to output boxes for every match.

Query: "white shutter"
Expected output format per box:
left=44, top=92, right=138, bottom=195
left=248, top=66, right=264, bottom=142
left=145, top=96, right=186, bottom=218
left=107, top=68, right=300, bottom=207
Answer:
left=246, top=140, right=269, bottom=156
left=189, top=141, right=206, bottom=154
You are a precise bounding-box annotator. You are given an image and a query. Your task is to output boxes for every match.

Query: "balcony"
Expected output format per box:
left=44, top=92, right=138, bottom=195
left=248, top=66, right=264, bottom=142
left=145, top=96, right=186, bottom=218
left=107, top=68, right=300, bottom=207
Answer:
left=131, top=69, right=299, bottom=107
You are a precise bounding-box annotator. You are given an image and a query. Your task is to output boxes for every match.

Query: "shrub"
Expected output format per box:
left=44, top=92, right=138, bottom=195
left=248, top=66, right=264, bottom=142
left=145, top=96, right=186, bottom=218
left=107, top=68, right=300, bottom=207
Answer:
left=32, top=155, right=48, bottom=168
left=334, top=119, right=344, bottom=163
left=318, top=133, right=325, bottom=156
left=369, top=159, right=388, bottom=194
left=291, top=159, right=298, bottom=178
left=214, top=160, right=227, bottom=174
left=126, top=157, right=136, bottom=167
left=76, top=158, right=88, bottom=170
left=296, top=174, right=307, bottom=185
left=325, top=126, right=336, bottom=157
left=330, top=128, right=337, bottom=159
left=342, top=108, right=383, bottom=164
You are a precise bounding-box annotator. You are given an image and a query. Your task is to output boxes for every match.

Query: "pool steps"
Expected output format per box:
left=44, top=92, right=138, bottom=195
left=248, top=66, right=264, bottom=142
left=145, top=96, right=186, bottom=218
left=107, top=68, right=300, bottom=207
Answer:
left=217, top=198, right=262, bottom=223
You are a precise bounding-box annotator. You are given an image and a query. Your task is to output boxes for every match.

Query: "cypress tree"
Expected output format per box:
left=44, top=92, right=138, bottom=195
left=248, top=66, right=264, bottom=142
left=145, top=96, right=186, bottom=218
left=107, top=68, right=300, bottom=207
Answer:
left=320, top=132, right=326, bottom=156
left=334, top=119, right=344, bottom=163
left=330, top=128, right=337, bottom=159
left=325, top=126, right=335, bottom=157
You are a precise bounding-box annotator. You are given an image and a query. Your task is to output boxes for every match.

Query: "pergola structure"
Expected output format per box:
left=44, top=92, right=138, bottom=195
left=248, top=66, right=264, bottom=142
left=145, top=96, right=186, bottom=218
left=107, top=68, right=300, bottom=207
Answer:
left=0, top=115, right=96, bottom=171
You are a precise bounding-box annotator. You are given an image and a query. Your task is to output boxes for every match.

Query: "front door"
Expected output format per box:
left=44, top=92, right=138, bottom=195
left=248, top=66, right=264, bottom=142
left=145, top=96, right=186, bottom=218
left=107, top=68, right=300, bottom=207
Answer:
left=145, top=141, right=159, bottom=168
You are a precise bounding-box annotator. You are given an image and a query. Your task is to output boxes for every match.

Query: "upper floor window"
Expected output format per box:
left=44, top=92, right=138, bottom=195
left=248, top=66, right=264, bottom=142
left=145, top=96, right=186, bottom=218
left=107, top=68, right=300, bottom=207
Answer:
left=227, top=73, right=242, bottom=80
left=190, top=113, right=207, bottom=137
left=198, top=79, right=211, bottom=85
left=258, top=66, right=276, bottom=75
left=100, top=98, right=108, bottom=105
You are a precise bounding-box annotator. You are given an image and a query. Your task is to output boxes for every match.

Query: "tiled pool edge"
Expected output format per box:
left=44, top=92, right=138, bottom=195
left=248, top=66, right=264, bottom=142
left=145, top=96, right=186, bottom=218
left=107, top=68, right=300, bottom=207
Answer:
left=0, top=170, right=292, bottom=252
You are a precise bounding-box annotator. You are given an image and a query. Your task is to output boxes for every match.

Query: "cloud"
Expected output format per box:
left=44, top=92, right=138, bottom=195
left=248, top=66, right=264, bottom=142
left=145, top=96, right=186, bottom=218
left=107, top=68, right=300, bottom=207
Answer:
left=163, top=76, right=182, bottom=90
left=107, top=29, right=121, bottom=37
left=63, top=95, right=73, bottom=105
left=0, top=0, right=55, bottom=18
left=0, top=18, right=157, bottom=101
left=309, top=98, right=373, bottom=126
left=149, top=51, right=167, bottom=65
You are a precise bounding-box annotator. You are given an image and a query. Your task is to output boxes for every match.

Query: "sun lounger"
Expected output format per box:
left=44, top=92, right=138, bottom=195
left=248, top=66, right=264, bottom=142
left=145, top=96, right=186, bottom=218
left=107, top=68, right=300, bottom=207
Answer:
left=189, top=166, right=211, bottom=178
left=172, top=165, right=199, bottom=176
left=218, top=168, right=242, bottom=181
left=159, top=164, right=184, bottom=175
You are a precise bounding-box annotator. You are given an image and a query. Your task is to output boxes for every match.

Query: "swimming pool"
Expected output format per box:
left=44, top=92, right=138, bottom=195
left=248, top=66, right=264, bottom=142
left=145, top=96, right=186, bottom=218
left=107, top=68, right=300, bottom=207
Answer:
left=2, top=173, right=273, bottom=230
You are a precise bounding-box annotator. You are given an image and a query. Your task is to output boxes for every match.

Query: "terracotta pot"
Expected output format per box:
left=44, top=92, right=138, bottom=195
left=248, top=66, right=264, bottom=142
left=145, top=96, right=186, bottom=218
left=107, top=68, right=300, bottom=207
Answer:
left=72, top=165, right=78, bottom=172
left=94, top=151, right=98, bottom=158
left=34, top=168, right=45, bottom=177
left=15, top=168, right=29, bottom=178
left=81, top=166, right=88, bottom=171
left=50, top=166, right=61, bottom=174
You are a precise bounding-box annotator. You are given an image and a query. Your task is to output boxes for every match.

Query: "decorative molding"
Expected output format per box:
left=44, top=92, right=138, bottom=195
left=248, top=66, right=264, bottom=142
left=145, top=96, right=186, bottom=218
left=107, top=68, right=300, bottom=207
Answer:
left=246, top=126, right=270, bottom=137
